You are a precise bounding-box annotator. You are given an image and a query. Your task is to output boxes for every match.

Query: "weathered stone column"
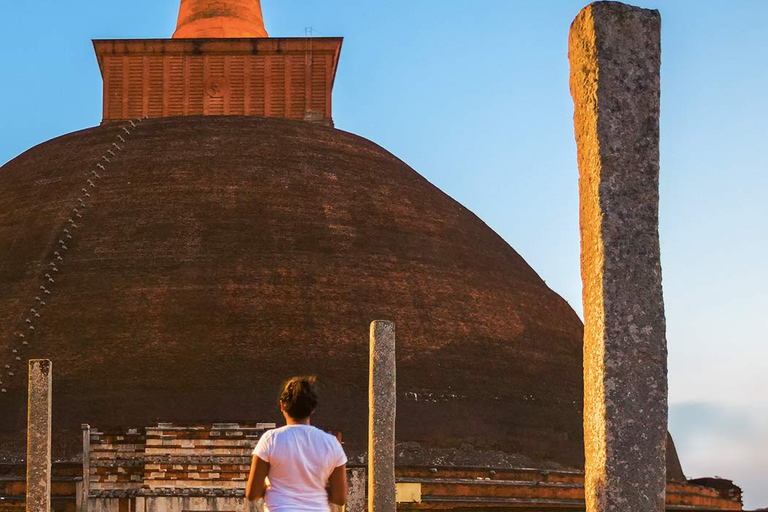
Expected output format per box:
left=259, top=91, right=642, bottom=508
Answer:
left=569, top=3, right=667, bottom=512
left=81, top=424, right=91, bottom=512
left=27, top=359, right=53, bottom=512
left=347, top=467, right=368, bottom=512
left=368, top=320, right=396, bottom=512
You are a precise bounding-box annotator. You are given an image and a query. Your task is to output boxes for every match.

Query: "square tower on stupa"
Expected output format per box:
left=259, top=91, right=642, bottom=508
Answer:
left=94, top=0, right=342, bottom=125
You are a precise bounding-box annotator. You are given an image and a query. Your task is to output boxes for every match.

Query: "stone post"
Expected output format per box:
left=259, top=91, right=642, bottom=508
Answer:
left=368, top=321, right=396, bottom=512
left=569, top=3, right=667, bottom=512
left=347, top=467, right=368, bottom=512
left=27, top=359, right=53, bottom=512
left=81, top=424, right=91, bottom=512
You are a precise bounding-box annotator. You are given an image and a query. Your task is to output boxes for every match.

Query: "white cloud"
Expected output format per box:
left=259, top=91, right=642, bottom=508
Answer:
left=670, top=402, right=768, bottom=509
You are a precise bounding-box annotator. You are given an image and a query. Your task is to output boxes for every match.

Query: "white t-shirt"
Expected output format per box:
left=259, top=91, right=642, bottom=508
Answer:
left=253, top=424, right=347, bottom=512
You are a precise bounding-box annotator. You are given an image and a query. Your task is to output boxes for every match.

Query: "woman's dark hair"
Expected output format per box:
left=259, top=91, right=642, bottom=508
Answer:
left=279, top=376, right=318, bottom=420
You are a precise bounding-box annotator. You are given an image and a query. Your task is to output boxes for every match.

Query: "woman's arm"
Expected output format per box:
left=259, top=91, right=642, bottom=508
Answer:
left=246, top=455, right=270, bottom=502
left=327, top=464, right=348, bottom=506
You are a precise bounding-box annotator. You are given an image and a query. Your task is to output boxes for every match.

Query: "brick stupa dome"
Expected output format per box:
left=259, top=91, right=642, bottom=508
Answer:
left=0, top=0, right=689, bottom=481
left=0, top=115, right=597, bottom=470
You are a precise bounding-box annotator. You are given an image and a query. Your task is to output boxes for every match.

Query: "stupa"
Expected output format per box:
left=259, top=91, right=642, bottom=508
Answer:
left=0, top=1, right=744, bottom=511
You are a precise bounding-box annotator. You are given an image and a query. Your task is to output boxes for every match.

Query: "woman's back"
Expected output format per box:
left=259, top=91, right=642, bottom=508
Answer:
left=254, top=424, right=347, bottom=512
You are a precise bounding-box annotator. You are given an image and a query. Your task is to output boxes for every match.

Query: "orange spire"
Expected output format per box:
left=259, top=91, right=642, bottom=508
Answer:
left=173, top=0, right=269, bottom=38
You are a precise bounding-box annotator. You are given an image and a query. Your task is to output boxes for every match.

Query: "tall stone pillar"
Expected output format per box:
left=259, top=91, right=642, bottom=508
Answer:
left=27, top=359, right=53, bottom=512
left=569, top=3, right=667, bottom=512
left=368, top=320, right=396, bottom=512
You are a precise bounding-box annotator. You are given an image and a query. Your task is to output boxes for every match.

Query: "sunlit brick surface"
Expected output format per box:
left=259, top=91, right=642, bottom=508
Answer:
left=94, top=38, right=342, bottom=125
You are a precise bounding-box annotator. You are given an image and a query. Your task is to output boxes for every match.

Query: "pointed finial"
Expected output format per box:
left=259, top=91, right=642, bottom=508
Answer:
left=173, top=0, right=269, bottom=38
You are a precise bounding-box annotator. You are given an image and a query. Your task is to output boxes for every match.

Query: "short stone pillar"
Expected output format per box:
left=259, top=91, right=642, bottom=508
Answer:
left=27, top=359, right=53, bottom=512
left=346, top=467, right=368, bottom=512
left=81, top=424, right=91, bottom=512
left=368, top=321, right=396, bottom=512
left=569, top=3, right=667, bottom=512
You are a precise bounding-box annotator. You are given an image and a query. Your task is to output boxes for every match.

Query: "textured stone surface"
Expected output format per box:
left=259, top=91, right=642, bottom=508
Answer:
left=174, top=0, right=268, bottom=38
left=347, top=468, right=367, bottom=512
left=81, top=424, right=90, bottom=511
left=0, top=115, right=589, bottom=469
left=27, top=359, right=52, bottom=512
left=369, top=321, right=396, bottom=512
left=569, top=2, right=667, bottom=512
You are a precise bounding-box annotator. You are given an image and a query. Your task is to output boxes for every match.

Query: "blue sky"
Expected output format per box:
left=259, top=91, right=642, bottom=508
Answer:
left=1, top=1, right=766, bottom=507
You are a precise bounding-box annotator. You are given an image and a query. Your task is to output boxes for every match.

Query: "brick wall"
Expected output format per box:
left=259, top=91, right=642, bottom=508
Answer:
left=93, top=38, right=342, bottom=125
left=87, top=422, right=274, bottom=502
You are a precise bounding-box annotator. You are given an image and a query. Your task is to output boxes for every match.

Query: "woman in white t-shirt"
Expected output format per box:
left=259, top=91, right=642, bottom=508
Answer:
left=246, top=376, right=348, bottom=512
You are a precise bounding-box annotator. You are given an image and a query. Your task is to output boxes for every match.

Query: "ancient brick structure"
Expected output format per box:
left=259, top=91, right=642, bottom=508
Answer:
left=94, top=38, right=341, bottom=125
left=0, top=462, right=80, bottom=512
left=0, top=1, right=747, bottom=511
left=0, top=421, right=745, bottom=511
left=94, top=0, right=340, bottom=124
left=83, top=423, right=273, bottom=511
left=0, top=114, right=588, bottom=470
left=174, top=0, right=269, bottom=38
left=0, top=442, right=741, bottom=512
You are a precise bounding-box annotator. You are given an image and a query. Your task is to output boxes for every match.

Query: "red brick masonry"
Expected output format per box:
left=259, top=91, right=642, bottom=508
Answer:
left=94, top=38, right=342, bottom=124
left=0, top=423, right=742, bottom=511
